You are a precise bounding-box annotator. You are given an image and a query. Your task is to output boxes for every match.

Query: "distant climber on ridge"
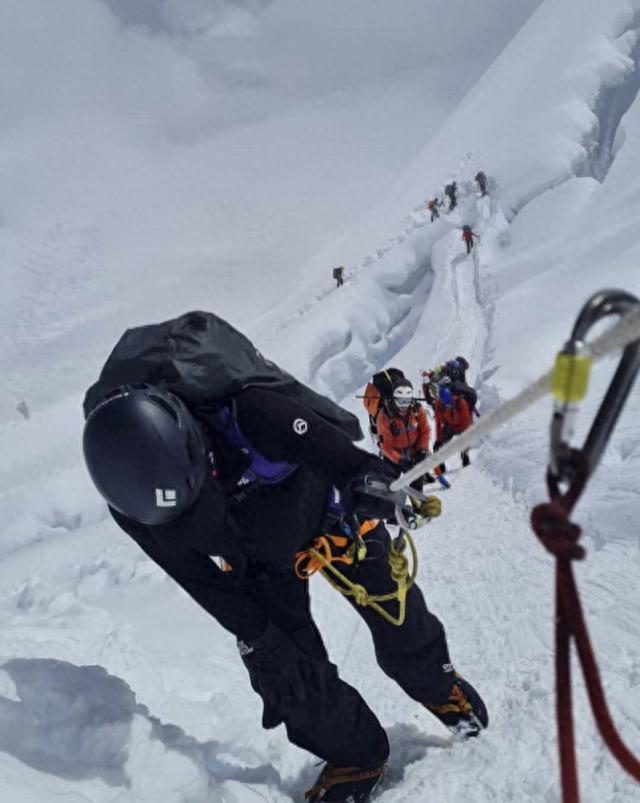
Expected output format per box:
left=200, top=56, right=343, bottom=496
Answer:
left=462, top=225, right=479, bottom=255
left=434, top=383, right=473, bottom=472
left=427, top=197, right=442, bottom=222
left=475, top=171, right=488, bottom=197
left=333, top=266, right=346, bottom=287
left=444, top=181, right=458, bottom=211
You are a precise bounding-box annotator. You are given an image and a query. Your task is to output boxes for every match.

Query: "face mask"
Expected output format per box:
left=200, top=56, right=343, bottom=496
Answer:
left=394, top=399, right=411, bottom=412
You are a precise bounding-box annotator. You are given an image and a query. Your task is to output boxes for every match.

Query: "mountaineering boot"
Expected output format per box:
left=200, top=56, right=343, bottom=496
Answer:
left=305, top=762, right=386, bottom=802
left=424, top=472, right=436, bottom=483
left=425, top=675, right=488, bottom=738
left=461, top=450, right=471, bottom=468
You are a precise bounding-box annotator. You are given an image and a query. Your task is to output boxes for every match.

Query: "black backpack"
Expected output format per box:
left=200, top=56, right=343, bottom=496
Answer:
left=371, top=368, right=405, bottom=403
left=83, top=311, right=363, bottom=441
left=450, top=380, right=477, bottom=413
left=364, top=367, right=406, bottom=440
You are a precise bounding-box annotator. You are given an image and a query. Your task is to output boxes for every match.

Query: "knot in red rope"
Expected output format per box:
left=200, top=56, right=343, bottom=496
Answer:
left=531, top=502, right=586, bottom=561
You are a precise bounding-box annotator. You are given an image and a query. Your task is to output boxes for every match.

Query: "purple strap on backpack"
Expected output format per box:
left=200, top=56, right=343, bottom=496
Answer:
left=216, top=406, right=297, bottom=485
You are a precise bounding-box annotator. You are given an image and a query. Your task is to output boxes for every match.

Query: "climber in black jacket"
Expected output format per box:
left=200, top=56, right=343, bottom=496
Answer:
left=82, top=314, right=488, bottom=803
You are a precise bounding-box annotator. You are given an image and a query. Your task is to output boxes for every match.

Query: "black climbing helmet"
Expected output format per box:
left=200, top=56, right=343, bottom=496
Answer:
left=447, top=359, right=462, bottom=381
left=83, top=384, right=210, bottom=525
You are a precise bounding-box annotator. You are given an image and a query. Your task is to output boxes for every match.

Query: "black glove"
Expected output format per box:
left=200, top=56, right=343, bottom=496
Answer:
left=339, top=455, right=401, bottom=519
left=238, top=623, right=326, bottom=727
left=411, top=450, right=432, bottom=482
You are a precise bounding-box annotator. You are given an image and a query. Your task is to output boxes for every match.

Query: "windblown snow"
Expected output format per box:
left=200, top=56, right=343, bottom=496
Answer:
left=1, top=1, right=639, bottom=801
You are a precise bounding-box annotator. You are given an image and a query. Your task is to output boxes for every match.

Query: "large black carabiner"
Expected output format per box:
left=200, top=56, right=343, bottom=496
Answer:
left=550, top=289, right=640, bottom=488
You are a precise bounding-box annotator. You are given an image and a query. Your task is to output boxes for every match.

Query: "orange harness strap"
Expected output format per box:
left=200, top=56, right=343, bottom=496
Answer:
left=294, top=520, right=378, bottom=580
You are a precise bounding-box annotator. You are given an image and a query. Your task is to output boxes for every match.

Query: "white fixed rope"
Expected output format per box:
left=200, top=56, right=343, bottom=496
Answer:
left=391, top=304, right=640, bottom=492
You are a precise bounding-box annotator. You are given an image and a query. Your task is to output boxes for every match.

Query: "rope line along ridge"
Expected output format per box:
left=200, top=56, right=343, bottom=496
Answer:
left=391, top=303, right=640, bottom=491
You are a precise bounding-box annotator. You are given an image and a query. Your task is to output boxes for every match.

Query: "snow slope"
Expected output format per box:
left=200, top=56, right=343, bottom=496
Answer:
left=0, top=0, right=540, bottom=420
left=1, top=0, right=640, bottom=801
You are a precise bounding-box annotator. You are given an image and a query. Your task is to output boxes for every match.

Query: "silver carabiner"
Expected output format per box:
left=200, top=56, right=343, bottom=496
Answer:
left=550, top=289, right=640, bottom=487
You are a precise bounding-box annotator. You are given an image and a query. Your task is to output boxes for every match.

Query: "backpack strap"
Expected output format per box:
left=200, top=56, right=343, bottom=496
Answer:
left=215, top=401, right=297, bottom=487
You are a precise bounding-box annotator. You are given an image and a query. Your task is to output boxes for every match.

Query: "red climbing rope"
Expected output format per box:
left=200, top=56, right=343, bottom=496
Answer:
left=531, top=449, right=640, bottom=803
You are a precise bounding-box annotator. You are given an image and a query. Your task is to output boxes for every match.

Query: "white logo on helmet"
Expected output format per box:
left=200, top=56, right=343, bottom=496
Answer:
left=155, top=488, right=177, bottom=507
left=293, top=418, right=308, bottom=435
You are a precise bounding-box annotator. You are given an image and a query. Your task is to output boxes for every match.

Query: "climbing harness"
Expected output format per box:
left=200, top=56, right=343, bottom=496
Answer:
left=391, top=289, right=640, bottom=491
left=294, top=524, right=373, bottom=581
left=295, top=479, right=437, bottom=626
left=530, top=289, right=640, bottom=803
left=296, top=526, right=419, bottom=627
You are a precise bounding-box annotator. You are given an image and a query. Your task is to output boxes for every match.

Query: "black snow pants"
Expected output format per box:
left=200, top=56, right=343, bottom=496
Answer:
left=240, top=522, right=452, bottom=767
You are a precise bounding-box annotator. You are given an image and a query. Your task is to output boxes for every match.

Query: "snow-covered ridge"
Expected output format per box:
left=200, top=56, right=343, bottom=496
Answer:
left=1, top=0, right=640, bottom=801
left=256, top=0, right=640, bottom=401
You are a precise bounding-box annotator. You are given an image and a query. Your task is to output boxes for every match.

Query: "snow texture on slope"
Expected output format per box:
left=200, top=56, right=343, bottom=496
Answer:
left=1, top=0, right=640, bottom=801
